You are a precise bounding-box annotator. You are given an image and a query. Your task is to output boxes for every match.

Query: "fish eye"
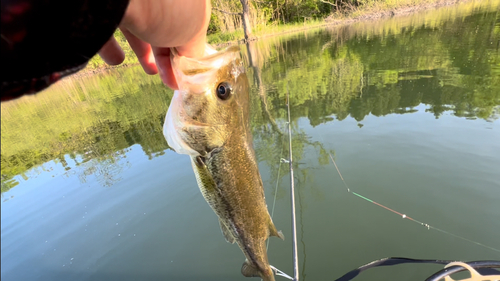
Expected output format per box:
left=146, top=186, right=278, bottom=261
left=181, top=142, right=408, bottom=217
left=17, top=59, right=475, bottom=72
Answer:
left=216, top=82, right=231, bottom=100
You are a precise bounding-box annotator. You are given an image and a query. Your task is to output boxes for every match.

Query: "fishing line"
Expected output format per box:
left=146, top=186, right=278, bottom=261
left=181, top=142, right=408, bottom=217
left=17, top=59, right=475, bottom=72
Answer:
left=328, top=153, right=500, bottom=254
left=267, top=131, right=285, bottom=251
left=271, top=265, right=294, bottom=280
left=266, top=85, right=299, bottom=281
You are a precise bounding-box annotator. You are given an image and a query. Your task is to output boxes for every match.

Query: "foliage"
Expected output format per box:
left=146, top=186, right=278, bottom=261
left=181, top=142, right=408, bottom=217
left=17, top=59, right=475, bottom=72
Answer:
left=1, top=66, right=172, bottom=192
left=208, top=30, right=245, bottom=44
left=207, top=0, right=479, bottom=44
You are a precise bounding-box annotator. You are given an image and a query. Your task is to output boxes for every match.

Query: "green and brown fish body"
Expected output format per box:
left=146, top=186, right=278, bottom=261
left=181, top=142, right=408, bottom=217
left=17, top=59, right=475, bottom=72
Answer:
left=163, top=45, right=283, bottom=281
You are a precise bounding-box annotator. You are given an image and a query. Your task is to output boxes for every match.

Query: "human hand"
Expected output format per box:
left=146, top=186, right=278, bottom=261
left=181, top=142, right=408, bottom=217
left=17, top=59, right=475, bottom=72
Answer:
left=98, top=0, right=211, bottom=90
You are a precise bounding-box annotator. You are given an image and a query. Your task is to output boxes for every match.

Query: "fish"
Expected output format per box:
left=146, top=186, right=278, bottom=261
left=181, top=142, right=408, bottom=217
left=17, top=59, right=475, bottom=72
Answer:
left=163, top=45, right=284, bottom=281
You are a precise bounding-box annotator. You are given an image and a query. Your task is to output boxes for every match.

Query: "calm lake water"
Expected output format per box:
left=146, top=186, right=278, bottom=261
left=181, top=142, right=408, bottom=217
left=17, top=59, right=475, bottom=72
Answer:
left=2, top=1, right=499, bottom=281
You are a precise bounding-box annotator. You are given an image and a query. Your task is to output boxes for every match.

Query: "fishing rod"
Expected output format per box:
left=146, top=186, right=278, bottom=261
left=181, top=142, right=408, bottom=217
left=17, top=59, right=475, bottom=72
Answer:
left=268, top=83, right=298, bottom=281
left=286, top=85, right=300, bottom=281
left=267, top=84, right=298, bottom=281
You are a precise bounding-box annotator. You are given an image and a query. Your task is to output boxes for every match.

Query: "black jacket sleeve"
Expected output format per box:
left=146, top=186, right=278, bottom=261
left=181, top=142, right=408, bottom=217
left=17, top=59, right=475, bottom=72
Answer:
left=1, top=0, right=130, bottom=101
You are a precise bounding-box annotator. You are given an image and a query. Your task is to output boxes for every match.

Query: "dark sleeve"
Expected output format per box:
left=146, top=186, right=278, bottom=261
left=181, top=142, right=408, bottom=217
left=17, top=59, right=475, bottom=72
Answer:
left=0, top=0, right=130, bottom=101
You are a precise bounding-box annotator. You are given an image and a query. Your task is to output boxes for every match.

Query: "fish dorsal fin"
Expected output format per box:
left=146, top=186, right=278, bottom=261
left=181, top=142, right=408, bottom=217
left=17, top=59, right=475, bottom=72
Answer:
left=219, top=219, right=235, bottom=244
left=269, top=221, right=285, bottom=240
left=241, top=260, right=260, bottom=277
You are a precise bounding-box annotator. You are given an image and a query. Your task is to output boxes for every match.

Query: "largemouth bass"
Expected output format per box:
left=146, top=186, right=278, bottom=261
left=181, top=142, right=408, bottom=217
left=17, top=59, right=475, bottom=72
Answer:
left=163, top=45, right=284, bottom=281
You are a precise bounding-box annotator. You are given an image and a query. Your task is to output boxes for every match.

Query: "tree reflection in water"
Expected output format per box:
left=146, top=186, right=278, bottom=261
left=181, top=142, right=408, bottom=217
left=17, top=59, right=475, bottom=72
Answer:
left=1, top=2, right=498, bottom=192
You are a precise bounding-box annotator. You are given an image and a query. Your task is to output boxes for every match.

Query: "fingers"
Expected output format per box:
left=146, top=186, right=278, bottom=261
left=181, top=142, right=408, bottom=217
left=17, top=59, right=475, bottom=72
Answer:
left=118, top=0, right=211, bottom=90
left=151, top=31, right=207, bottom=90
left=157, top=9, right=208, bottom=91
left=120, top=28, right=177, bottom=89
left=98, top=36, right=125, bottom=65
left=120, top=28, right=158, bottom=75
left=149, top=6, right=208, bottom=91
left=175, top=32, right=207, bottom=59
left=152, top=47, right=178, bottom=90
left=122, top=0, right=211, bottom=48
left=174, top=0, right=210, bottom=59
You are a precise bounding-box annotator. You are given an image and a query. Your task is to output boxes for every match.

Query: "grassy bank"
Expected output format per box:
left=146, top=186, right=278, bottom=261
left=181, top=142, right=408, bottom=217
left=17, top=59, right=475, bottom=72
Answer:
left=87, top=0, right=470, bottom=71
left=207, top=0, right=470, bottom=44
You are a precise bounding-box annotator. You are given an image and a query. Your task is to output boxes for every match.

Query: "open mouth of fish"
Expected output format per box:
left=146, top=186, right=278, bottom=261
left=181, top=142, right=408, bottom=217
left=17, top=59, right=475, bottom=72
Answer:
left=163, top=45, right=244, bottom=156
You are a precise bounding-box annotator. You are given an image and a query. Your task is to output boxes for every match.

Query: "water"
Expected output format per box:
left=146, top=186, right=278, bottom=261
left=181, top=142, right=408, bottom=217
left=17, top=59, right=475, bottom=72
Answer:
left=2, top=1, right=499, bottom=280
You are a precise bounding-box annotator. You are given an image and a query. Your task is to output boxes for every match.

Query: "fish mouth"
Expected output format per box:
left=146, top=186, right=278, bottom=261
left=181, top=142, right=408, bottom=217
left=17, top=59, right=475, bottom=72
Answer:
left=171, top=45, right=244, bottom=94
left=163, top=90, right=212, bottom=156
left=171, top=45, right=241, bottom=74
left=163, top=45, right=244, bottom=156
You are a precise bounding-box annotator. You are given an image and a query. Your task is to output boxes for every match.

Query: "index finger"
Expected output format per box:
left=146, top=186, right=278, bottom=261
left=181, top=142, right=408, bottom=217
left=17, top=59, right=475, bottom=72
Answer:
left=152, top=47, right=178, bottom=90
left=120, top=28, right=158, bottom=75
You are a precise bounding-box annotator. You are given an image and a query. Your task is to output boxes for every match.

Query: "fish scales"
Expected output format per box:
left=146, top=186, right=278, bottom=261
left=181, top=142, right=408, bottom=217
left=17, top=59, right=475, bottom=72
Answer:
left=163, top=45, right=284, bottom=281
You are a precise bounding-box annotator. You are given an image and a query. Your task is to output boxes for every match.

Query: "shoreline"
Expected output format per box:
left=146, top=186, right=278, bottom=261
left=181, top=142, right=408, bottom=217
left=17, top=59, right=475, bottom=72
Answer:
left=78, top=0, right=470, bottom=77
left=214, top=0, right=470, bottom=46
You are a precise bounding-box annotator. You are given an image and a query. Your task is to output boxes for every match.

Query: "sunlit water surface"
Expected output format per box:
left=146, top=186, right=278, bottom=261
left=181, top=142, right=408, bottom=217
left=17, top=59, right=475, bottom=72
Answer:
left=2, top=1, right=499, bottom=280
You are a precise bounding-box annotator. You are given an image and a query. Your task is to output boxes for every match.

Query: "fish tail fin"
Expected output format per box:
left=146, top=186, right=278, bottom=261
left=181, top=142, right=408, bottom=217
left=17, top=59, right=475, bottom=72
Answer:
left=241, top=260, right=260, bottom=277
left=269, top=221, right=285, bottom=240
left=241, top=260, right=276, bottom=281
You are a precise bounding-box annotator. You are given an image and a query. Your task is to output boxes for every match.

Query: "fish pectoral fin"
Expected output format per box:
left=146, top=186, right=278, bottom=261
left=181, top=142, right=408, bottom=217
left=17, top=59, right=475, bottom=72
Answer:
left=241, top=260, right=261, bottom=277
left=219, top=219, right=235, bottom=244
